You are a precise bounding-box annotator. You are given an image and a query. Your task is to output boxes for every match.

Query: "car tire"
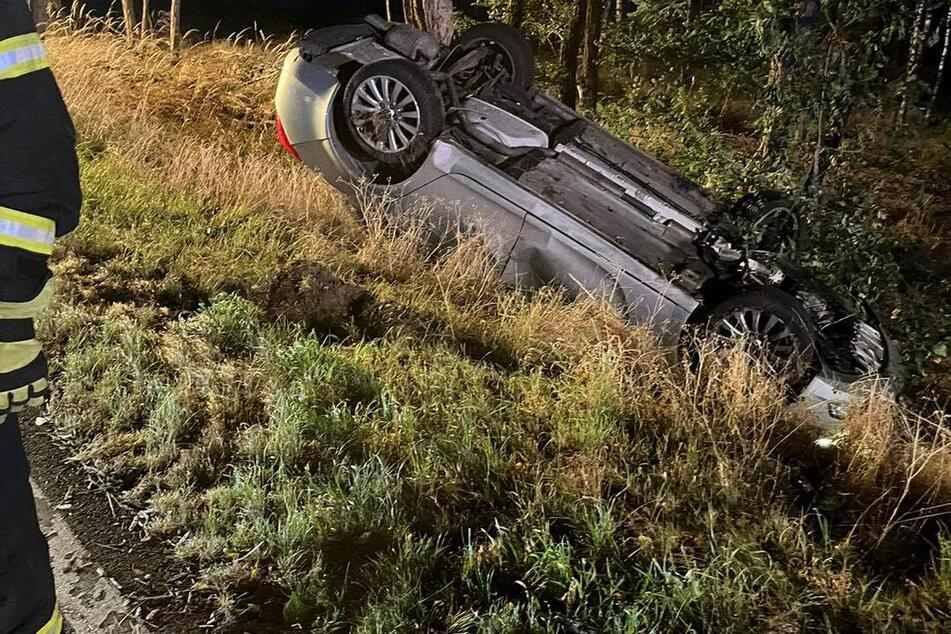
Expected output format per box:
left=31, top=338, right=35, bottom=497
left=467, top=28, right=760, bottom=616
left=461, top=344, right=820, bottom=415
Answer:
left=343, top=59, right=446, bottom=167
left=452, top=23, right=535, bottom=89
left=705, top=287, right=818, bottom=388
left=732, top=191, right=803, bottom=257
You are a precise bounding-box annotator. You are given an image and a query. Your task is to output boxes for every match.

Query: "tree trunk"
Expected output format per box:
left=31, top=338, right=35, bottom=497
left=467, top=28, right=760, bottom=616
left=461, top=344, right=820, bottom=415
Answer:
left=579, top=0, right=605, bottom=110
left=616, top=0, right=624, bottom=22
left=141, top=0, right=151, bottom=37
left=805, top=41, right=850, bottom=193
left=510, top=0, right=527, bottom=28
left=560, top=0, right=588, bottom=108
left=120, top=0, right=137, bottom=38
left=402, top=0, right=454, bottom=45
left=926, top=3, right=951, bottom=123
left=169, top=0, right=182, bottom=52
left=898, top=0, right=932, bottom=124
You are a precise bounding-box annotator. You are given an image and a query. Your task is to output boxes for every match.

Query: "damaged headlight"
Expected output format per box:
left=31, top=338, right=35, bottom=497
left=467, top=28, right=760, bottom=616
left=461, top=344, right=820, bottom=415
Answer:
left=853, top=321, right=886, bottom=375
left=708, top=236, right=743, bottom=261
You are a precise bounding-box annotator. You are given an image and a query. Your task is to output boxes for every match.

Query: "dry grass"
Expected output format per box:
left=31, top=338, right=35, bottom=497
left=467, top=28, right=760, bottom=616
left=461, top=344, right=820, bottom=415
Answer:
left=45, top=29, right=353, bottom=238
left=35, top=21, right=951, bottom=631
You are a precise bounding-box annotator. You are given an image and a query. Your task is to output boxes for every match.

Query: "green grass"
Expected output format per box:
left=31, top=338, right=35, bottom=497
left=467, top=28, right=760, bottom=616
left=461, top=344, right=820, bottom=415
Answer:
left=68, top=147, right=298, bottom=298
left=40, top=286, right=951, bottom=631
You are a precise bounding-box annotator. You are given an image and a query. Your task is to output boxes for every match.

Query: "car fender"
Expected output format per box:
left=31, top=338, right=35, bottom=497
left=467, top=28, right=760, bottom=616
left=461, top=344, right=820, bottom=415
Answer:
left=276, top=51, right=339, bottom=145
left=276, top=51, right=382, bottom=190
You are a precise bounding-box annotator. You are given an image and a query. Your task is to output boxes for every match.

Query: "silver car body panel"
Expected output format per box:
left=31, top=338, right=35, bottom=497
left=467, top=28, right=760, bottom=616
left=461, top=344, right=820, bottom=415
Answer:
left=411, top=142, right=699, bottom=342
left=276, top=51, right=376, bottom=185
left=460, top=99, right=550, bottom=149
left=796, top=376, right=857, bottom=430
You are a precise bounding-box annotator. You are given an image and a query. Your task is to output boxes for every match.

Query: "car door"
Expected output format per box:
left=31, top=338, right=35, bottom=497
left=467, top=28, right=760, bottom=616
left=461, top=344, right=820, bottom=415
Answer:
left=505, top=209, right=697, bottom=346
left=396, top=141, right=528, bottom=269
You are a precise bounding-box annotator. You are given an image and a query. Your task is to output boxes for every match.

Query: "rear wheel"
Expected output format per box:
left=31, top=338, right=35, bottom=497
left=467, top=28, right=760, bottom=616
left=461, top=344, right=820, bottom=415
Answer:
left=343, top=59, right=446, bottom=167
left=705, top=287, right=818, bottom=387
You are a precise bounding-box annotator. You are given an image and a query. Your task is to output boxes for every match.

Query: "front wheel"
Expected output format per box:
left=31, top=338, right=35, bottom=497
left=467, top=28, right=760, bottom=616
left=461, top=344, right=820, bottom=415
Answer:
left=705, top=287, right=818, bottom=387
left=448, top=23, right=535, bottom=90
left=732, top=191, right=803, bottom=257
left=343, top=59, right=446, bottom=167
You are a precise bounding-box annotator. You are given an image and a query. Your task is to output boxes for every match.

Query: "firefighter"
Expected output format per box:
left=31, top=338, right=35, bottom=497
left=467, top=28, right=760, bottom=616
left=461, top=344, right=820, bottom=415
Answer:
left=1, top=1, right=82, bottom=632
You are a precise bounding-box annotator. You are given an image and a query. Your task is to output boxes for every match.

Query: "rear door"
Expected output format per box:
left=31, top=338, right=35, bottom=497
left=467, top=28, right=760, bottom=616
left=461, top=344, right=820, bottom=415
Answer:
left=396, top=141, right=527, bottom=268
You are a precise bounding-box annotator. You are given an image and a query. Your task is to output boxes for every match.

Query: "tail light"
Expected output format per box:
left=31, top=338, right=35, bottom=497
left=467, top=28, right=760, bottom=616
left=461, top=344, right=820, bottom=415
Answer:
left=276, top=116, right=301, bottom=161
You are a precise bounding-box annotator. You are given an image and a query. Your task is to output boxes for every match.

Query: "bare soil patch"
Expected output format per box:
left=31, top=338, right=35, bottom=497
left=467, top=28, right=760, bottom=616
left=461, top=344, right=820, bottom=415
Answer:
left=257, top=262, right=371, bottom=335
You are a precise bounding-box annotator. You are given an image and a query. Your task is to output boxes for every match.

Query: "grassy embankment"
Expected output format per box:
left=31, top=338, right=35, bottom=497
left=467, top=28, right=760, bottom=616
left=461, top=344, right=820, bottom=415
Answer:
left=36, top=26, right=951, bottom=632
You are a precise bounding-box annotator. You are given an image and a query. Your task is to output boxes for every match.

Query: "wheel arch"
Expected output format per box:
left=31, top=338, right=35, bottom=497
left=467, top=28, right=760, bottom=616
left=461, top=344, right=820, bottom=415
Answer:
left=690, top=277, right=747, bottom=324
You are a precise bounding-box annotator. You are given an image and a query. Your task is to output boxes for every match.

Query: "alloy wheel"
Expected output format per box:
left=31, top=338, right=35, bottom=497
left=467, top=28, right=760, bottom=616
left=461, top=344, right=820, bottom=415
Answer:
left=714, top=308, right=800, bottom=372
left=350, top=75, right=421, bottom=154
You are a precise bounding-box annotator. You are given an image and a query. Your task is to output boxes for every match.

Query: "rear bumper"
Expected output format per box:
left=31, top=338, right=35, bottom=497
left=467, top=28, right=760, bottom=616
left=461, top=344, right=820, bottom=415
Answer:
left=275, top=51, right=373, bottom=190
left=275, top=51, right=337, bottom=146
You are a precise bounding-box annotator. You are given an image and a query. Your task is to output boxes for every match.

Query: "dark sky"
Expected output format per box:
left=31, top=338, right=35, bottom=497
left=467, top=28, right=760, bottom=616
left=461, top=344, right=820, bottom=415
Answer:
left=84, top=0, right=399, bottom=34
left=183, top=0, right=399, bottom=33
left=85, top=1, right=486, bottom=35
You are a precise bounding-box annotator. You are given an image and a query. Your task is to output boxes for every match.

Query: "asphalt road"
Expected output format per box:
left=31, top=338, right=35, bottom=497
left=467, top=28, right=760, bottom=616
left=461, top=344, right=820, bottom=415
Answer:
left=32, top=481, right=145, bottom=634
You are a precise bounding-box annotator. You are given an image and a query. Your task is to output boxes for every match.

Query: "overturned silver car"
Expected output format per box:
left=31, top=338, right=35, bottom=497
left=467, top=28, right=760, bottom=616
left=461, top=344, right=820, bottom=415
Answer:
left=274, top=16, right=900, bottom=425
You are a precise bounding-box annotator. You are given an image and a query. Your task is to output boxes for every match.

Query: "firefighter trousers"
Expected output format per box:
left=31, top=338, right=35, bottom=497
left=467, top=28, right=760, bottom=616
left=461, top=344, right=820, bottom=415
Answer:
left=0, top=416, right=60, bottom=634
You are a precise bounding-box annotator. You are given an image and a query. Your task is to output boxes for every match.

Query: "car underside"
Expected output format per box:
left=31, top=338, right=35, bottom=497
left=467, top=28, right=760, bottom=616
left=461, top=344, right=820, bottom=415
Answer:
left=275, top=16, right=901, bottom=426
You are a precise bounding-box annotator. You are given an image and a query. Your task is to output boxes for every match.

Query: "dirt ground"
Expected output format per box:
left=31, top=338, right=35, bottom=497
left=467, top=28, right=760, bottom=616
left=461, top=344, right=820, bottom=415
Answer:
left=258, top=262, right=371, bottom=335
left=22, top=421, right=289, bottom=634
left=31, top=481, right=143, bottom=634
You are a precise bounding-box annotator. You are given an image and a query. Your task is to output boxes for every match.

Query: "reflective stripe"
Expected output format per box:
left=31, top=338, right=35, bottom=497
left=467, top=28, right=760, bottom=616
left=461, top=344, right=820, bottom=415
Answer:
left=0, top=206, right=56, bottom=255
left=0, top=33, right=49, bottom=80
left=0, top=339, right=41, bottom=374
left=34, top=603, right=63, bottom=634
left=0, top=279, right=54, bottom=319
